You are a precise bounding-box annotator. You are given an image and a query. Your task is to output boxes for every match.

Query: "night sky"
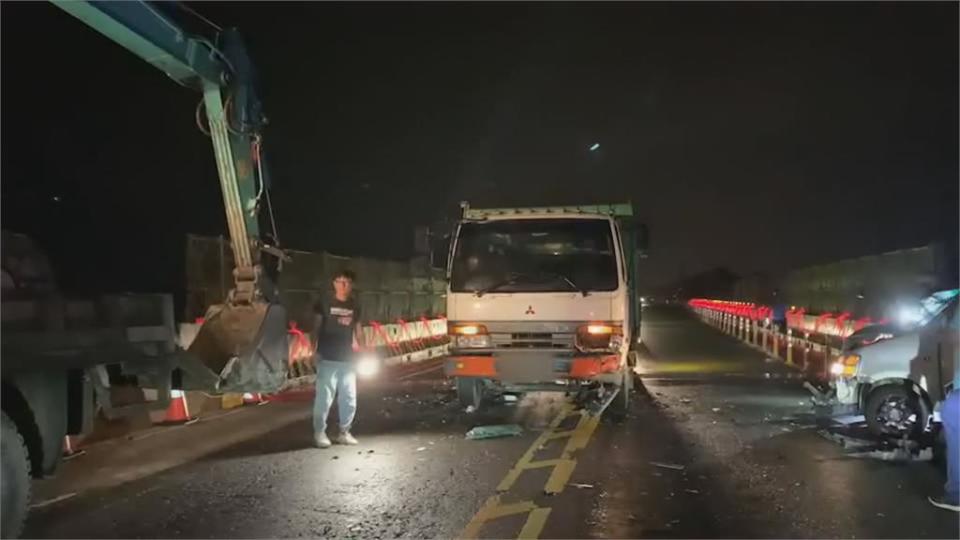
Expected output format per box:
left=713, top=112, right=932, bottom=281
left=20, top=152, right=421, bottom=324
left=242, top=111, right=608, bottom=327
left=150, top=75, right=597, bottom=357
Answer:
left=2, top=2, right=957, bottom=300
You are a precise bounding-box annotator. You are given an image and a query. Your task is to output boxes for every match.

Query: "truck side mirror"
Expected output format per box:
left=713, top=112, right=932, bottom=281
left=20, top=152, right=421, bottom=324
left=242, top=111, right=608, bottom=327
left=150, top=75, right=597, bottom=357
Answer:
left=413, top=226, right=431, bottom=255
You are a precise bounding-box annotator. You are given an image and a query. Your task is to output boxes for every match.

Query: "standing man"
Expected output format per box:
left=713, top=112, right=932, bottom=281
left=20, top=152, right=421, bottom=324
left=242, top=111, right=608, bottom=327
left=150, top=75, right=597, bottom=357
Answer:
left=930, top=346, right=960, bottom=512
left=312, top=269, right=363, bottom=448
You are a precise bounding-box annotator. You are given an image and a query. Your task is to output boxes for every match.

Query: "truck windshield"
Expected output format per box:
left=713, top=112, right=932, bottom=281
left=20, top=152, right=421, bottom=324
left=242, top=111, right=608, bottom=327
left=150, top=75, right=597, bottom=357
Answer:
left=450, top=219, right=619, bottom=294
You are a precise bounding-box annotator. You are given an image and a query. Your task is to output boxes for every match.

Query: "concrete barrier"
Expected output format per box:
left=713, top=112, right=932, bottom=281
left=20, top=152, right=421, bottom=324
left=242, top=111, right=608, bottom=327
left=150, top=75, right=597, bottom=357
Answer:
left=64, top=317, right=450, bottom=451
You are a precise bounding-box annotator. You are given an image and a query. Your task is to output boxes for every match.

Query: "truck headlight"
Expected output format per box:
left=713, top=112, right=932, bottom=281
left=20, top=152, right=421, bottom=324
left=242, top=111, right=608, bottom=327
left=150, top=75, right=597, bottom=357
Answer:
left=454, top=335, right=491, bottom=348
left=576, top=324, right=623, bottom=351
left=356, top=355, right=381, bottom=378
left=451, top=324, right=488, bottom=336
left=450, top=323, right=490, bottom=348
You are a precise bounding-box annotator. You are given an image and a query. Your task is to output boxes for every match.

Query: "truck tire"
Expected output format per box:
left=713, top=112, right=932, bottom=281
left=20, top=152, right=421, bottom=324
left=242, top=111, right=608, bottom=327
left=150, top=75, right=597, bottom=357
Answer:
left=865, top=385, right=929, bottom=438
left=456, top=377, right=483, bottom=411
left=1, top=412, right=31, bottom=539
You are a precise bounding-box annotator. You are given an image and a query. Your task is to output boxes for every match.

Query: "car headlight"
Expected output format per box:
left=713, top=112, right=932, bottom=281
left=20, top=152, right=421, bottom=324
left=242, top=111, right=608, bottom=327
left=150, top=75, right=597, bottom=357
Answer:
left=356, top=355, right=381, bottom=378
left=830, top=354, right=860, bottom=379
left=454, top=335, right=491, bottom=348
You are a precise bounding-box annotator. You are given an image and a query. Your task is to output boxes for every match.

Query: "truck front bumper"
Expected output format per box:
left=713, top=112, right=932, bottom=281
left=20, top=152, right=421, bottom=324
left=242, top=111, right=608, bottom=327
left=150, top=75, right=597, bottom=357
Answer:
left=806, top=377, right=863, bottom=417
left=445, top=350, right=623, bottom=385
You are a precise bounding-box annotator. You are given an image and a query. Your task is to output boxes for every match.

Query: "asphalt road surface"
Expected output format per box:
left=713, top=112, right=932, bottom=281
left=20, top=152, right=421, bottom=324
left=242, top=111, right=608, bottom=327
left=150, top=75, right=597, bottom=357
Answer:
left=23, top=306, right=959, bottom=539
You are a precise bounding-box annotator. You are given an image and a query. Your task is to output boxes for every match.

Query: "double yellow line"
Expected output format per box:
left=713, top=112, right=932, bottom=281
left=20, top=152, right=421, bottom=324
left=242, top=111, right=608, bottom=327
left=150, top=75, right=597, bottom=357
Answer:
left=461, top=404, right=601, bottom=539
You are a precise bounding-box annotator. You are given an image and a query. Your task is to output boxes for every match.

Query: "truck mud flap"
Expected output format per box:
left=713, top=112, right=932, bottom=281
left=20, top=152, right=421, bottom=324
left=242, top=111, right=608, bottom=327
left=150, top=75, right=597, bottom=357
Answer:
left=180, top=301, right=289, bottom=393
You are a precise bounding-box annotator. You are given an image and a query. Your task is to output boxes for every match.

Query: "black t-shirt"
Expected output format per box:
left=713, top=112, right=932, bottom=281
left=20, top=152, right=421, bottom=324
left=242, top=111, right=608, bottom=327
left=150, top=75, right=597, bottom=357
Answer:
left=314, top=296, right=362, bottom=362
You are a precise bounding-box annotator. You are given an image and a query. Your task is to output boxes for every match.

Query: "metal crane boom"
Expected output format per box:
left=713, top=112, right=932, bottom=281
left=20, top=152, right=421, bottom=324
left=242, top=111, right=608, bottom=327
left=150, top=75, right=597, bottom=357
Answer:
left=51, top=1, right=289, bottom=393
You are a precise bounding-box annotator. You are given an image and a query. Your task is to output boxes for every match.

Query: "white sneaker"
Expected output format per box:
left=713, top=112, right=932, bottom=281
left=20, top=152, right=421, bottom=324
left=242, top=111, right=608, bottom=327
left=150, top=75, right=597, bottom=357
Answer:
left=314, top=433, right=332, bottom=449
left=335, top=431, right=359, bottom=445
left=929, top=495, right=960, bottom=512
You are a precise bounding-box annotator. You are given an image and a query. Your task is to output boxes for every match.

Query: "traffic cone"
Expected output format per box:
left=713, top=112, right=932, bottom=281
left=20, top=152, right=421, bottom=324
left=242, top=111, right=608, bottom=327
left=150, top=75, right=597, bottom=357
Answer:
left=242, top=392, right=268, bottom=405
left=159, top=389, right=197, bottom=425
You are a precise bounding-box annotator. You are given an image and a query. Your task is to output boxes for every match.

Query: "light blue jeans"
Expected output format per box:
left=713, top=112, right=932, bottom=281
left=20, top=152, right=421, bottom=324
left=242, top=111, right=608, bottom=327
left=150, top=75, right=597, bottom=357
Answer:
left=943, top=389, right=959, bottom=504
left=313, top=359, right=357, bottom=436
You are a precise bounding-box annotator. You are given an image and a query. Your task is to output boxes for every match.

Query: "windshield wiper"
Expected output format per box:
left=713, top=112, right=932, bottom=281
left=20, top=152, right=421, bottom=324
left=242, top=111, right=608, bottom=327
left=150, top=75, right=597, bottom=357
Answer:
left=474, top=272, right=523, bottom=297
left=538, top=271, right=590, bottom=297
left=474, top=271, right=591, bottom=297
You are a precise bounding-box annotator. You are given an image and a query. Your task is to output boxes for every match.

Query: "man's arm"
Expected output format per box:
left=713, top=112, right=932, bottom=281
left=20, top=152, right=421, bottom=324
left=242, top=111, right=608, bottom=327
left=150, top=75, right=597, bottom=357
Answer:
left=311, top=300, right=325, bottom=353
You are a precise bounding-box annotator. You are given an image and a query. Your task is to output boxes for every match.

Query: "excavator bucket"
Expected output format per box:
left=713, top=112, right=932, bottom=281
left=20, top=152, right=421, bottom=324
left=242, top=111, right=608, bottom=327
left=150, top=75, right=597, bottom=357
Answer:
left=179, top=300, right=289, bottom=393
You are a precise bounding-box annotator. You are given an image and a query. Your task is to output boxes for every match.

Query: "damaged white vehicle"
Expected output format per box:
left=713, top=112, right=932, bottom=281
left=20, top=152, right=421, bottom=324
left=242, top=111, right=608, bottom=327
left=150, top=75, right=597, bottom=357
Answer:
left=822, top=289, right=958, bottom=438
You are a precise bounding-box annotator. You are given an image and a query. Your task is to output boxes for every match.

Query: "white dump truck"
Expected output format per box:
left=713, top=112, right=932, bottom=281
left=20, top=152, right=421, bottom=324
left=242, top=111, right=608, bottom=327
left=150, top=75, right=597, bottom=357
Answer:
left=442, top=203, right=647, bottom=414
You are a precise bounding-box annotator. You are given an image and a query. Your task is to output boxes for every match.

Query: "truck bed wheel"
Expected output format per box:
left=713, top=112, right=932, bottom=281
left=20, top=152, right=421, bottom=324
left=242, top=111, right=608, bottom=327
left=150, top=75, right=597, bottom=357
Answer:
left=457, top=377, right=484, bottom=411
left=2, top=412, right=31, bottom=539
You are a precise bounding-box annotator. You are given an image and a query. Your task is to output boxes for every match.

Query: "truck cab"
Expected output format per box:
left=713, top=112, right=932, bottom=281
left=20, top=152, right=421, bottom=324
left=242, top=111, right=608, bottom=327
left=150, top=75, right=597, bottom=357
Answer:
left=443, top=203, right=645, bottom=413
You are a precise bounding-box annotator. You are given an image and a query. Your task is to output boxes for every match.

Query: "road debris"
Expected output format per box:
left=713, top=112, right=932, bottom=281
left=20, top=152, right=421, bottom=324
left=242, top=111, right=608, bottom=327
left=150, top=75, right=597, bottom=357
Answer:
left=680, top=398, right=692, bottom=404
left=466, top=424, right=523, bottom=440
left=712, top=407, right=721, bottom=412
left=650, top=461, right=685, bottom=471
left=848, top=447, right=933, bottom=462
left=62, top=450, right=86, bottom=462
left=816, top=430, right=876, bottom=450
left=684, top=489, right=700, bottom=494
left=831, top=414, right=867, bottom=426
left=416, top=446, right=427, bottom=452
left=29, top=493, right=77, bottom=509
left=569, top=483, right=595, bottom=489
left=585, top=387, right=621, bottom=416
left=465, top=405, right=477, bottom=414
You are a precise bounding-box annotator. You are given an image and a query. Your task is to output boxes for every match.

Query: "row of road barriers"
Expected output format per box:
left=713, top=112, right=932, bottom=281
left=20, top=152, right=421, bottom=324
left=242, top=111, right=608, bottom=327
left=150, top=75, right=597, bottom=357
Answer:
left=688, top=300, right=850, bottom=379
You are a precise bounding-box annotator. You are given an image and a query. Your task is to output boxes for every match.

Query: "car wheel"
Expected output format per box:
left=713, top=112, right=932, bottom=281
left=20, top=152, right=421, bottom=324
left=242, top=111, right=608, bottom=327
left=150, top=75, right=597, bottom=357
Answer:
left=865, top=385, right=929, bottom=438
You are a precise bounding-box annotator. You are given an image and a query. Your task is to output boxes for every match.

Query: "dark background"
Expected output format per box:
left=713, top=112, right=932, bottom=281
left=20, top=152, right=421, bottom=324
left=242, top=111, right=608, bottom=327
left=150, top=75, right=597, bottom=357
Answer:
left=2, top=1, right=957, bottom=301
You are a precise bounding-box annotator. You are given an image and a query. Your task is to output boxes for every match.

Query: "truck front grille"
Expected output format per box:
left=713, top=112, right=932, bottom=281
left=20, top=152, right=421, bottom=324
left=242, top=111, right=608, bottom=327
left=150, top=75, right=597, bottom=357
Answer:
left=491, top=332, right=574, bottom=350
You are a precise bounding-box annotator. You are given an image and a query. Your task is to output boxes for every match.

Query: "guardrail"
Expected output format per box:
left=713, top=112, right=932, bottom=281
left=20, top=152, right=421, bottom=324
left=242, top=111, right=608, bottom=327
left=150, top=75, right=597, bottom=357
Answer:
left=687, top=299, right=857, bottom=379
